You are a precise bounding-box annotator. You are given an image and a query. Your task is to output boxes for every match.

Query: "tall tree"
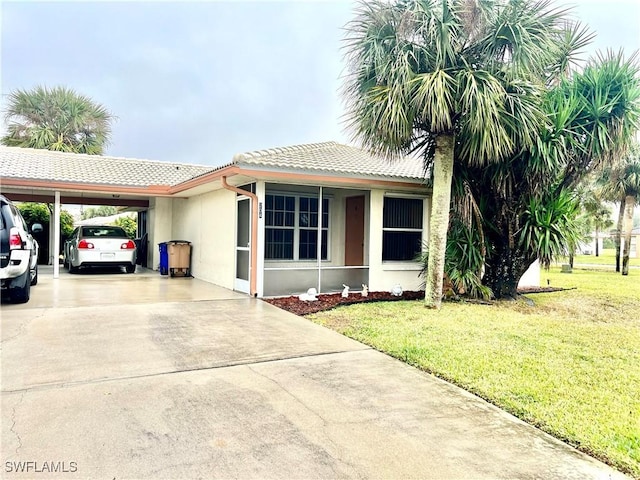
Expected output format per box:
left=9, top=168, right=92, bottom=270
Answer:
left=2, top=85, right=113, bottom=154
left=81, top=205, right=118, bottom=220
left=113, top=215, right=137, bottom=239
left=17, top=203, right=75, bottom=264
left=17, top=203, right=74, bottom=238
left=614, top=202, right=625, bottom=272
left=459, top=51, right=640, bottom=296
left=601, top=146, right=640, bottom=275
left=343, top=0, right=565, bottom=307
left=578, top=186, right=613, bottom=257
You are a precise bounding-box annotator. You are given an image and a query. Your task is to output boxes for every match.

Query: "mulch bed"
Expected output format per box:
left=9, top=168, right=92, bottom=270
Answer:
left=264, top=290, right=424, bottom=316
left=517, top=286, right=573, bottom=294
left=264, top=286, right=570, bottom=316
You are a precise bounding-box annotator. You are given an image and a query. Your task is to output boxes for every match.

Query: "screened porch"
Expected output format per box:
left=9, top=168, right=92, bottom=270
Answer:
left=261, top=184, right=369, bottom=297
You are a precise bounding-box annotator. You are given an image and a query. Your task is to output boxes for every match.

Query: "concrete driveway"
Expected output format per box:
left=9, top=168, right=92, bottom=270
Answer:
left=1, top=268, right=628, bottom=479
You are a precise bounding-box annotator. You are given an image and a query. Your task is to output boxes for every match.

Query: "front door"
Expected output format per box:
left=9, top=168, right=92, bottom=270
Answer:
left=345, top=195, right=365, bottom=266
left=235, top=197, right=251, bottom=293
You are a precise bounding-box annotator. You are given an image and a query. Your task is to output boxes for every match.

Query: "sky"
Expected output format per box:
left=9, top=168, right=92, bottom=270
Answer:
left=1, top=0, right=639, bottom=168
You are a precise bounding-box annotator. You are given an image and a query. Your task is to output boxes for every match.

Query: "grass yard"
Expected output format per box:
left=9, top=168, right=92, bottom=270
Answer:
left=308, top=266, right=640, bottom=478
left=567, top=248, right=640, bottom=267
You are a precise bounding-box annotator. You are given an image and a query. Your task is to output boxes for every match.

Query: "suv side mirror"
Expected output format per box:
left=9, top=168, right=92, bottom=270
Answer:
left=31, top=223, right=44, bottom=233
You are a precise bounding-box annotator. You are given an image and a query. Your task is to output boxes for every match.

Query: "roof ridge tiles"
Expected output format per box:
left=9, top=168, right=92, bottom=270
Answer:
left=233, top=141, right=338, bottom=162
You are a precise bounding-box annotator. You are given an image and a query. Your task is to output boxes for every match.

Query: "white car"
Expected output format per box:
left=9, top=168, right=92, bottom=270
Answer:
left=1, top=194, right=43, bottom=303
left=65, top=225, right=136, bottom=273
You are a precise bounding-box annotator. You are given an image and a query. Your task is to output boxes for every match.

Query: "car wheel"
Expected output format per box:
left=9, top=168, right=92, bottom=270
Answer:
left=10, top=270, right=31, bottom=304
left=69, top=262, right=78, bottom=274
left=126, top=264, right=136, bottom=274
left=30, top=264, right=38, bottom=286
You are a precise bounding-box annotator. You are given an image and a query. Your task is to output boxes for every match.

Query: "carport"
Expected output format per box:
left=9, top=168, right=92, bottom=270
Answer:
left=0, top=146, right=215, bottom=277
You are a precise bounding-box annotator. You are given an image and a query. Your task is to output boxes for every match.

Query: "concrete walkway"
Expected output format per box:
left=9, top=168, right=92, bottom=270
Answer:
left=1, top=268, right=628, bottom=479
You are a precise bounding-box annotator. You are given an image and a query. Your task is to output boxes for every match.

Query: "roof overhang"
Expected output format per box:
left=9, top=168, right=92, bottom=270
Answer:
left=168, top=164, right=429, bottom=197
left=0, top=178, right=163, bottom=207
left=1, top=160, right=429, bottom=207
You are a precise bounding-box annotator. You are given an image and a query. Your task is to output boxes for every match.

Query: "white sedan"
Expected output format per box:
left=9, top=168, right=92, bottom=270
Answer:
left=64, top=225, right=136, bottom=273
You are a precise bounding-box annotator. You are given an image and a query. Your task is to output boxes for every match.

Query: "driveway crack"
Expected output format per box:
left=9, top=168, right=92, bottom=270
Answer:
left=2, top=349, right=371, bottom=395
left=246, top=365, right=364, bottom=477
left=247, top=364, right=329, bottom=425
left=1, top=308, right=47, bottom=345
left=9, top=392, right=26, bottom=456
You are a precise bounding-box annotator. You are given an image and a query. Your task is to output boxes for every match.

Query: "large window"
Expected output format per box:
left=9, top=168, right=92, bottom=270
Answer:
left=265, top=194, right=329, bottom=260
left=382, top=197, right=423, bottom=261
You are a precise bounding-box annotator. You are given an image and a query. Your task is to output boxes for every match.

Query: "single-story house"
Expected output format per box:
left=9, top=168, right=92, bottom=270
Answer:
left=631, top=227, right=639, bottom=258
left=1, top=142, right=539, bottom=297
left=578, top=234, right=605, bottom=256
left=581, top=228, right=640, bottom=258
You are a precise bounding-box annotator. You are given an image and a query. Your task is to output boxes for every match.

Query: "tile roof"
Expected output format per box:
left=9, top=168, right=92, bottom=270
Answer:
left=0, top=146, right=215, bottom=187
left=0, top=142, right=428, bottom=190
left=232, top=141, right=427, bottom=181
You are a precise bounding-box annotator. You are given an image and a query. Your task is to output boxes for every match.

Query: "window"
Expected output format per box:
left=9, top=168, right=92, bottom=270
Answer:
left=382, top=197, right=423, bottom=261
left=82, top=226, right=128, bottom=238
left=265, top=194, right=329, bottom=260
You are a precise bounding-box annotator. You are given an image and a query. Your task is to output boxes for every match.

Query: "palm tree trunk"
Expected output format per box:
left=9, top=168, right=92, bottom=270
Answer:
left=482, top=238, right=535, bottom=299
left=615, top=199, right=624, bottom=272
left=622, top=195, right=635, bottom=276
left=425, top=134, right=455, bottom=309
left=594, top=225, right=599, bottom=256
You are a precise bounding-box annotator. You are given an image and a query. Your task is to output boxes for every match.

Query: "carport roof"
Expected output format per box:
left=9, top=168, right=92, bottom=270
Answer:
left=0, top=146, right=215, bottom=187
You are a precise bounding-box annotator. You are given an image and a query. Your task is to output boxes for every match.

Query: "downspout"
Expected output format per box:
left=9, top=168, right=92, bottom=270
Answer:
left=221, top=176, right=258, bottom=297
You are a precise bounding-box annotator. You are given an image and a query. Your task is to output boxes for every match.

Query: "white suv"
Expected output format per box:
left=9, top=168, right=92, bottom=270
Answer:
left=0, top=195, right=43, bottom=303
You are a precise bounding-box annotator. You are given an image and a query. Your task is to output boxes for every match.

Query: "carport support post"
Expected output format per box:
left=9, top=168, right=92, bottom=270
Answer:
left=317, top=185, right=322, bottom=293
left=53, top=191, right=60, bottom=279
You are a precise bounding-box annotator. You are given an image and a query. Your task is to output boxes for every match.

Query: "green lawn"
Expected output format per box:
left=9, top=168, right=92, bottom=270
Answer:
left=567, top=248, right=640, bottom=267
left=308, top=267, right=640, bottom=478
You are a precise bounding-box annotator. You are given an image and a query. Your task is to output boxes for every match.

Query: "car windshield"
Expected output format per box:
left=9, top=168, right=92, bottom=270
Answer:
left=82, top=226, right=128, bottom=238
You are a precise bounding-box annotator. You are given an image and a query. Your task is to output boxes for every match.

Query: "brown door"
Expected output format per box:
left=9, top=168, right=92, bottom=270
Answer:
left=345, top=196, right=365, bottom=266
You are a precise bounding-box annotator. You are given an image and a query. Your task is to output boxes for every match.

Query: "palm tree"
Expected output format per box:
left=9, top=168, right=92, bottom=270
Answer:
left=582, top=189, right=613, bottom=257
left=2, top=85, right=113, bottom=154
left=460, top=51, right=640, bottom=296
left=343, top=0, right=580, bottom=307
left=601, top=146, right=640, bottom=275
left=614, top=202, right=625, bottom=272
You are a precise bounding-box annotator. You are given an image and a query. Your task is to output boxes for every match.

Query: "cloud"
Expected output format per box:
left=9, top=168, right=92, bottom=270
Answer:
left=5, top=0, right=636, bottom=167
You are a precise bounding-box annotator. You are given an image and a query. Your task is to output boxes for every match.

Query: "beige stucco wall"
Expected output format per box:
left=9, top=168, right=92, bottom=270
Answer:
left=147, top=197, right=174, bottom=270
left=170, top=189, right=236, bottom=290
left=629, top=233, right=638, bottom=258
left=518, top=260, right=540, bottom=288
left=149, top=183, right=429, bottom=296
left=368, top=189, right=429, bottom=293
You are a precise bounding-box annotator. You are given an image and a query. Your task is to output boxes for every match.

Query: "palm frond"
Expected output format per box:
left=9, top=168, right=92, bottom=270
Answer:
left=2, top=85, right=114, bottom=154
